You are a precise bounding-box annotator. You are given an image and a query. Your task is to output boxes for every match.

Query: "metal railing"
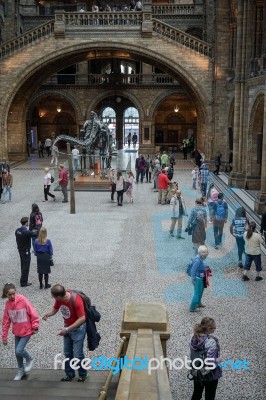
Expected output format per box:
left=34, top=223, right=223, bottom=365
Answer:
left=98, top=336, right=127, bottom=400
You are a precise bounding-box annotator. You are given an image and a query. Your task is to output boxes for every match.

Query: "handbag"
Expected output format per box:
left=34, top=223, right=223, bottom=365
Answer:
left=50, top=258, right=54, bottom=267
left=123, top=180, right=130, bottom=192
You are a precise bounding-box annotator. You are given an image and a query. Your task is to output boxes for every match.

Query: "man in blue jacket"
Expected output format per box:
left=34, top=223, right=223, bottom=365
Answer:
left=190, top=245, right=209, bottom=312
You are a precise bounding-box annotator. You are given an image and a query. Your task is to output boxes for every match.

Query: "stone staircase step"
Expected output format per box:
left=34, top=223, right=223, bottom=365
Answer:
left=0, top=369, right=117, bottom=399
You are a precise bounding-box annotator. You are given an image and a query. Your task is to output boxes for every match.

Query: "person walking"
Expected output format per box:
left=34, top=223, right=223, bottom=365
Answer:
left=161, top=151, right=169, bottom=168
left=132, top=132, right=137, bottom=148
left=189, top=245, right=209, bottom=312
left=153, top=159, right=161, bottom=192
left=148, top=160, right=153, bottom=183
left=145, top=155, right=151, bottom=182
left=135, top=154, right=146, bottom=183
left=189, top=317, right=222, bottom=399
left=126, top=171, right=134, bottom=203
left=109, top=168, right=116, bottom=203
left=15, top=217, right=34, bottom=287
left=127, top=132, right=131, bottom=148
left=38, top=141, right=44, bottom=158
left=199, top=163, right=209, bottom=198
left=191, top=165, right=198, bottom=190
left=42, top=284, right=87, bottom=382
left=169, top=189, right=187, bottom=238
left=29, top=203, right=43, bottom=247
left=213, top=152, right=222, bottom=175
left=43, top=167, right=56, bottom=202
left=71, top=146, right=79, bottom=174
left=242, top=221, right=263, bottom=281
left=44, top=137, right=52, bottom=156
left=58, top=164, right=68, bottom=203
left=206, top=183, right=219, bottom=223
left=2, top=283, right=40, bottom=380
left=211, top=193, right=228, bottom=249
left=186, top=199, right=207, bottom=255
left=34, top=227, right=53, bottom=289
left=50, top=144, right=59, bottom=167
left=157, top=169, right=170, bottom=205
left=115, top=170, right=124, bottom=206
left=2, top=168, right=13, bottom=203
left=230, top=207, right=248, bottom=268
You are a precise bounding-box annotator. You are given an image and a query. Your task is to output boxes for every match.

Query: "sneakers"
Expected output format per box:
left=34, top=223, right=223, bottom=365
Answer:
left=24, top=358, right=34, bottom=373
left=197, top=304, right=206, bottom=308
left=62, top=200, right=68, bottom=203
left=255, top=276, right=263, bottom=281
left=176, top=236, right=185, bottom=239
left=214, top=245, right=219, bottom=250
left=14, top=369, right=25, bottom=380
left=242, top=275, right=250, bottom=281
left=238, top=262, right=243, bottom=268
left=45, top=284, right=51, bottom=289
left=61, top=376, right=73, bottom=382
left=77, top=376, right=87, bottom=382
left=169, top=232, right=174, bottom=237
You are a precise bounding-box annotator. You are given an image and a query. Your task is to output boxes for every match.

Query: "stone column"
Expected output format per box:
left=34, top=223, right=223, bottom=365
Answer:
left=255, top=92, right=266, bottom=214
left=229, top=0, right=247, bottom=188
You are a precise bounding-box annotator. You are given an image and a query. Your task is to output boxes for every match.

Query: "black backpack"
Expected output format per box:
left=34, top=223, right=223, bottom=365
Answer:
left=188, top=336, right=220, bottom=383
left=70, top=290, right=101, bottom=351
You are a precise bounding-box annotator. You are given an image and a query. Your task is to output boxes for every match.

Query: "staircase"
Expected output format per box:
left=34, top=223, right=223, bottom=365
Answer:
left=0, top=369, right=118, bottom=399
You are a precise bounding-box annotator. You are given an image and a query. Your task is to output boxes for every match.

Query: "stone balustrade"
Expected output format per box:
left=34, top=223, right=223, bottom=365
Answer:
left=116, top=303, right=172, bottom=400
left=0, top=21, right=54, bottom=59
left=64, top=12, right=142, bottom=27
left=153, top=19, right=213, bottom=57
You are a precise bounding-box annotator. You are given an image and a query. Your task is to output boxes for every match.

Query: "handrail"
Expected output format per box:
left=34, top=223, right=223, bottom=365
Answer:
left=0, top=20, right=54, bottom=59
left=98, top=336, right=127, bottom=400
left=64, top=12, right=142, bottom=27
left=153, top=19, right=212, bottom=58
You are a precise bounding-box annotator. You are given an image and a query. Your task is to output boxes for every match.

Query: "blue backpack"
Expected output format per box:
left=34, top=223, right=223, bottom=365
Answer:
left=186, top=258, right=195, bottom=276
left=215, top=201, right=226, bottom=221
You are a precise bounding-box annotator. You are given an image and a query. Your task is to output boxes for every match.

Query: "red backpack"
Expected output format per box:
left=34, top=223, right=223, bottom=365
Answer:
left=35, top=212, right=43, bottom=227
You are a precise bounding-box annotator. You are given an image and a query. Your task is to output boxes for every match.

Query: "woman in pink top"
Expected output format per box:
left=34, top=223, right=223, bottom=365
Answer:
left=1, top=283, right=40, bottom=380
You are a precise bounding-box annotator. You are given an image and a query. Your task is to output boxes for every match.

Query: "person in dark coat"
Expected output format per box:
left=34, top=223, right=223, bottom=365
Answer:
left=260, top=203, right=266, bottom=243
left=34, top=227, right=53, bottom=289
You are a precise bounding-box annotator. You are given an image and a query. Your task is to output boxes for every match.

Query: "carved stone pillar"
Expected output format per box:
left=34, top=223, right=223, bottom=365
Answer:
left=255, top=92, right=266, bottom=214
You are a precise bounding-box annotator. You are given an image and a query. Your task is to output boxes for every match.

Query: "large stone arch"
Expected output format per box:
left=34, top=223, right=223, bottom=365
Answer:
left=0, top=40, right=213, bottom=159
left=247, top=92, right=264, bottom=182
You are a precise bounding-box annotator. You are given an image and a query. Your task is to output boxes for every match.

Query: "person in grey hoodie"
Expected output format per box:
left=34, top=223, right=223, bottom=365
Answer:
left=189, top=317, right=222, bottom=400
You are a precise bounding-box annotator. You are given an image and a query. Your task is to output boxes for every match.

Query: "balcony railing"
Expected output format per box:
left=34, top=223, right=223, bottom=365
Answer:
left=43, top=73, right=180, bottom=86
left=249, top=56, right=266, bottom=77
left=64, top=12, right=142, bottom=26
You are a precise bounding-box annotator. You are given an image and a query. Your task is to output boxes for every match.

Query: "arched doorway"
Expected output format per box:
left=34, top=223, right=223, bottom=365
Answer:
left=124, top=107, right=139, bottom=147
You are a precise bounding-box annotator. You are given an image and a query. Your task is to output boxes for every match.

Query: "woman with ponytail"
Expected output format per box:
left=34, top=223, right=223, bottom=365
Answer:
left=189, top=317, right=222, bottom=400
left=243, top=221, right=263, bottom=281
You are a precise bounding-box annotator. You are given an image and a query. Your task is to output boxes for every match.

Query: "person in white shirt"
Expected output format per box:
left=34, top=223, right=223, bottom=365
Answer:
left=44, top=138, right=52, bottom=156
left=191, top=165, right=198, bottom=189
left=50, top=145, right=59, bottom=167
left=243, top=221, right=263, bottom=281
left=71, top=146, right=79, bottom=173
left=43, top=167, right=55, bottom=202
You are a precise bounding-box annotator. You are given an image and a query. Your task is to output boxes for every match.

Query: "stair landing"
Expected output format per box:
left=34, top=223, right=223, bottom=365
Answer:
left=0, top=369, right=118, bottom=399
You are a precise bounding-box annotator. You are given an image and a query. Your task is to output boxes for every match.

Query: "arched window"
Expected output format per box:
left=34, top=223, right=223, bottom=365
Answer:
left=124, top=107, right=139, bottom=145
left=101, top=107, right=116, bottom=139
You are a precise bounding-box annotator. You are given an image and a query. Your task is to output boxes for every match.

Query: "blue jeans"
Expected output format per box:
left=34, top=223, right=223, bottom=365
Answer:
left=213, top=220, right=225, bottom=245
left=244, top=254, right=262, bottom=271
left=235, top=236, right=245, bottom=262
left=200, top=183, right=207, bottom=198
left=190, top=277, right=204, bottom=311
left=63, top=323, right=87, bottom=378
left=15, top=336, right=32, bottom=369
left=3, top=186, right=12, bottom=202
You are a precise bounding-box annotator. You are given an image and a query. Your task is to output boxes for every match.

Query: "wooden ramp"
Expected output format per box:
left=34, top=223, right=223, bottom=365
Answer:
left=0, top=369, right=118, bottom=399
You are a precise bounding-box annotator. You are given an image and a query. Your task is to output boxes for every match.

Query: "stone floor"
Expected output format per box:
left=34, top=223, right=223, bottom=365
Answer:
left=0, top=151, right=265, bottom=400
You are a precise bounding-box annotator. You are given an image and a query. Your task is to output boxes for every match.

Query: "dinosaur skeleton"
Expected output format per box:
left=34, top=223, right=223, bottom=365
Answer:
left=53, top=111, right=112, bottom=156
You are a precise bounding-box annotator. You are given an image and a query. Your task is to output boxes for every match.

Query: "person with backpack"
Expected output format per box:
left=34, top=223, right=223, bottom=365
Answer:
left=230, top=207, right=248, bottom=268
left=2, top=283, right=40, bottom=381
left=29, top=203, right=43, bottom=247
left=242, top=221, right=263, bottom=281
left=34, top=227, right=53, bottom=289
left=211, top=193, right=228, bottom=249
left=186, top=198, right=207, bottom=255
left=42, top=284, right=87, bottom=382
left=43, top=167, right=56, bottom=202
left=189, top=317, right=222, bottom=399
left=189, top=245, right=209, bottom=312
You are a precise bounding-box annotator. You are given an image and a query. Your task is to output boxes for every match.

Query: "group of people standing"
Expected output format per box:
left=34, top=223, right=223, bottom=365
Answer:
left=0, top=167, right=13, bottom=204
left=109, top=169, right=134, bottom=205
